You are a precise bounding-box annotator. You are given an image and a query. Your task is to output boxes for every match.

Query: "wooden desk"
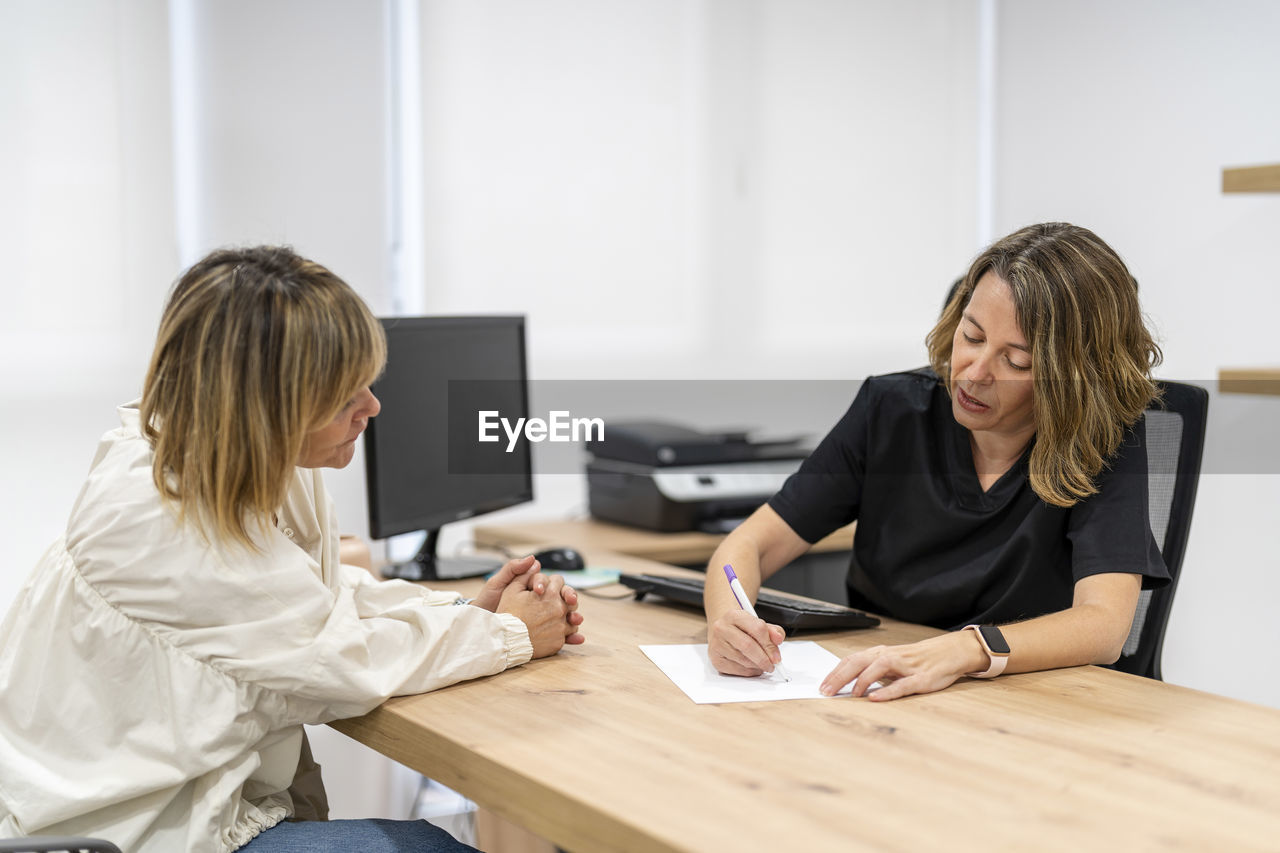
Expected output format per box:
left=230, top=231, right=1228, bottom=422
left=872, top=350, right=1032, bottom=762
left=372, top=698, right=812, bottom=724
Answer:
left=474, top=517, right=854, bottom=566
left=332, top=552, right=1280, bottom=852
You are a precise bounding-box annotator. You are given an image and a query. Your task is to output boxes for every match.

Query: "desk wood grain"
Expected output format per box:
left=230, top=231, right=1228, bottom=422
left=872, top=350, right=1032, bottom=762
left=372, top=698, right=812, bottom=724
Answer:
left=331, top=553, right=1280, bottom=852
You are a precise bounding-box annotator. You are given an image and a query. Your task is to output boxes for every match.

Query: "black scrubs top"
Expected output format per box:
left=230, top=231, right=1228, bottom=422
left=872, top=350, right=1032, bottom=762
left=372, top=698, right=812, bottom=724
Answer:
left=768, top=369, right=1169, bottom=630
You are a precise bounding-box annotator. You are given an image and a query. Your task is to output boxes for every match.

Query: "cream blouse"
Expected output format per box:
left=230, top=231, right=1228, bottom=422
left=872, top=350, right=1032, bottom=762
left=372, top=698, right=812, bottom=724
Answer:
left=0, top=403, right=532, bottom=851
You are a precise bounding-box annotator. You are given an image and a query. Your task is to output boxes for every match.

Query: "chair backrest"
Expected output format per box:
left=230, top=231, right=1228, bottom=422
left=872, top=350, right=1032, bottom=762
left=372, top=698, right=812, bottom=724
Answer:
left=0, top=839, right=122, bottom=853
left=1105, top=380, right=1209, bottom=680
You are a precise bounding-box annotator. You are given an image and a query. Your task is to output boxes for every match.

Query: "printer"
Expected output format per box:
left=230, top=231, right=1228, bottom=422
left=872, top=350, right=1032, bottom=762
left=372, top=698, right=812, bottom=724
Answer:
left=586, top=421, right=811, bottom=533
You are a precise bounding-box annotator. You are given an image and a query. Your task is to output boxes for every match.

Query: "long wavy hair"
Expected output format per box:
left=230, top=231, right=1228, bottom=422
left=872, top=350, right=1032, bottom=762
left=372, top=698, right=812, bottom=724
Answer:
left=140, top=246, right=386, bottom=547
left=926, top=223, right=1162, bottom=507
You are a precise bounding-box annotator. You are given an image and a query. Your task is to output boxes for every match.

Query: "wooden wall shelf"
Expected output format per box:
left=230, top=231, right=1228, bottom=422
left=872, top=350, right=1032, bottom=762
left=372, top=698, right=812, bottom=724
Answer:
left=1218, top=367, right=1280, bottom=396
left=1222, top=164, right=1280, bottom=193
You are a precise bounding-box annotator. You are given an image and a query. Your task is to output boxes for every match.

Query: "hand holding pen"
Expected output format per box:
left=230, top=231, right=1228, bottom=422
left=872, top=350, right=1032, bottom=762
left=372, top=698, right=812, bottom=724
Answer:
left=722, top=564, right=792, bottom=682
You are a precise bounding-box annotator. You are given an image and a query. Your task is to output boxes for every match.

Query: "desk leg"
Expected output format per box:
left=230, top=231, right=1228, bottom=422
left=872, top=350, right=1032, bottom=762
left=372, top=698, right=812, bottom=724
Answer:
left=474, top=807, right=558, bottom=853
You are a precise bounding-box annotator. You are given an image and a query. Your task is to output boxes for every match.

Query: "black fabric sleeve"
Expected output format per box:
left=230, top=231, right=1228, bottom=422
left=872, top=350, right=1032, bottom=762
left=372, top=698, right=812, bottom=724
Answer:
left=767, top=382, right=869, bottom=544
left=1066, top=417, right=1171, bottom=589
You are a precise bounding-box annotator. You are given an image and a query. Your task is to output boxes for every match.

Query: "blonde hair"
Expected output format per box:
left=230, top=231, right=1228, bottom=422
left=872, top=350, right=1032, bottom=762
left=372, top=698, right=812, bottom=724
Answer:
left=140, top=246, right=387, bottom=547
left=926, top=223, right=1162, bottom=507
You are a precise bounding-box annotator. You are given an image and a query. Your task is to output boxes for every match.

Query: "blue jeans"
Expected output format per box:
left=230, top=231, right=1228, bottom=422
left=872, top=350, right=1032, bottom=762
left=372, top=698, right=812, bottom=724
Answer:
left=238, top=818, right=477, bottom=852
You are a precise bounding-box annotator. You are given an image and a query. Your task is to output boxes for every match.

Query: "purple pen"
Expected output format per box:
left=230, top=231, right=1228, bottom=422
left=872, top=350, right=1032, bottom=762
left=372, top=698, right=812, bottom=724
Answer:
left=723, top=564, right=791, bottom=681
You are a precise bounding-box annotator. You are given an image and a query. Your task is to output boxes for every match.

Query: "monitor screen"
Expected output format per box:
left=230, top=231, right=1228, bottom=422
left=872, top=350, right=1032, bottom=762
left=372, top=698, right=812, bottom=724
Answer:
left=363, top=316, right=533, bottom=578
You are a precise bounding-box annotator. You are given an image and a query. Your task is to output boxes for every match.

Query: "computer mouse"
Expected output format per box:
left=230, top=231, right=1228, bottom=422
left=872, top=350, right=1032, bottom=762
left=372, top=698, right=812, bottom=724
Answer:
left=532, top=547, right=585, bottom=573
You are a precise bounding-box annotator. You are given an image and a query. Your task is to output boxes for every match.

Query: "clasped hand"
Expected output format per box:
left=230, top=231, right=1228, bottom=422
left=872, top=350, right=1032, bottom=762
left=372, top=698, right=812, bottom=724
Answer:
left=473, top=555, right=585, bottom=658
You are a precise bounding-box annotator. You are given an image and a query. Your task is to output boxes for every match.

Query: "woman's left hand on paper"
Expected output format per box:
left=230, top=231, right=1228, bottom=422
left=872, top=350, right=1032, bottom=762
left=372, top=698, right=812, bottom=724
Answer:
left=819, top=632, right=985, bottom=701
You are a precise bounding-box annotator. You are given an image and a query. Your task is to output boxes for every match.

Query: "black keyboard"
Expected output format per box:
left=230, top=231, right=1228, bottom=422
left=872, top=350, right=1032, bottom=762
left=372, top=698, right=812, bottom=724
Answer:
left=619, top=573, right=880, bottom=633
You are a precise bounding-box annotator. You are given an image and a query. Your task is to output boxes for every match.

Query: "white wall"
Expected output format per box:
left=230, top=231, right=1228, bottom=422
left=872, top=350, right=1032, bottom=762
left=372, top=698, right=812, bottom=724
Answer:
left=995, top=0, right=1280, bottom=707
left=413, top=0, right=978, bottom=383
left=0, top=0, right=177, bottom=609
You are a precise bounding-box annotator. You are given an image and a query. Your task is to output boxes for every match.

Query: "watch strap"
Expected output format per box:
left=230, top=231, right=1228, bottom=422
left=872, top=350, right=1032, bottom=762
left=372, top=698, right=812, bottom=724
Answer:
left=964, top=624, right=1009, bottom=678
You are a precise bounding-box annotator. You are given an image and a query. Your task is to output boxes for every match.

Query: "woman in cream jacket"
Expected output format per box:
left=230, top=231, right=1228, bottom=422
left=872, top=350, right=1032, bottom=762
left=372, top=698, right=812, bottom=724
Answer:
left=0, top=246, right=582, bottom=852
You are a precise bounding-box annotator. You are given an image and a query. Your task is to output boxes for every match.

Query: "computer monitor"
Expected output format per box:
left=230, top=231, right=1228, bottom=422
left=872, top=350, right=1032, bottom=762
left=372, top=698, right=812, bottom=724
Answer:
left=363, top=316, right=533, bottom=580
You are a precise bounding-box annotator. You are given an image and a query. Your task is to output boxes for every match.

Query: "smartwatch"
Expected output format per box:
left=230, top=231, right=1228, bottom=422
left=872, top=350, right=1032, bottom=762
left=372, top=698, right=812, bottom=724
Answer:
left=963, top=624, right=1010, bottom=678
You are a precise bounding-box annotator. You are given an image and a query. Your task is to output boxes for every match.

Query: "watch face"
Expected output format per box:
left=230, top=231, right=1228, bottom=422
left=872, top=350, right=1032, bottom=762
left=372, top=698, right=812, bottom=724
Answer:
left=979, top=625, right=1011, bottom=655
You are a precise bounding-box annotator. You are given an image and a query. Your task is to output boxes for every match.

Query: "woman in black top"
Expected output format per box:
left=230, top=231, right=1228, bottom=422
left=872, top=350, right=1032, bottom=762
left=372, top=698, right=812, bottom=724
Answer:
left=703, top=223, right=1168, bottom=701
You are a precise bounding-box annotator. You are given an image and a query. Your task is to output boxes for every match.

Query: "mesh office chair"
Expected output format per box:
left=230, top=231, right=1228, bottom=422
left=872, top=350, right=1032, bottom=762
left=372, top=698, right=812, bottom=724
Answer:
left=0, top=840, right=121, bottom=853
left=1105, top=380, right=1209, bottom=681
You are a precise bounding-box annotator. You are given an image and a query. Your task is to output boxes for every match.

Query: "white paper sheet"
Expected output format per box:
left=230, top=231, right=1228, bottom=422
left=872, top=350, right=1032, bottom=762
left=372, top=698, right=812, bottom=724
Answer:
left=640, top=641, right=870, bottom=704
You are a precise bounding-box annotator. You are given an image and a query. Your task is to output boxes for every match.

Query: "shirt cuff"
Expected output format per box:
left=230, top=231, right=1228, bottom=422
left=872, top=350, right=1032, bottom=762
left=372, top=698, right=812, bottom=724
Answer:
left=495, top=612, right=534, bottom=668
left=419, top=588, right=464, bottom=606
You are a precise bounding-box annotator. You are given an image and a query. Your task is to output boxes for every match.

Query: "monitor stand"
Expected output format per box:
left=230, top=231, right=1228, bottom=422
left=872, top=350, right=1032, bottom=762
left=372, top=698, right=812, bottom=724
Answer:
left=380, top=529, right=502, bottom=581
